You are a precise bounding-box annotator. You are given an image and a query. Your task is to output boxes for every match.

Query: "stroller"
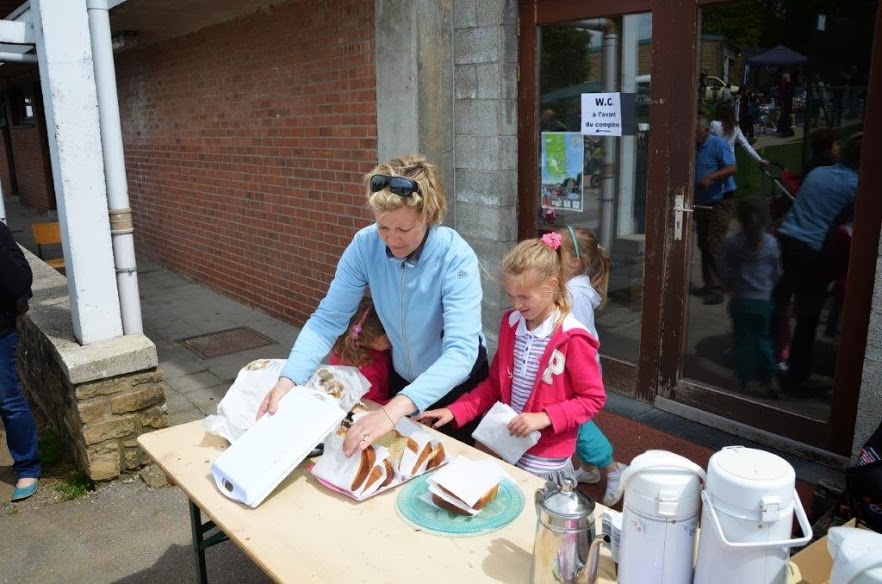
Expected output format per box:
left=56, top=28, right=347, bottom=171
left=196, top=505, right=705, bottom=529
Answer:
left=761, top=162, right=801, bottom=227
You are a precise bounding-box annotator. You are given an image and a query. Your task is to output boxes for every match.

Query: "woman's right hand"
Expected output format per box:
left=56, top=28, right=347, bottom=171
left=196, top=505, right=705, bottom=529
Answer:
left=415, top=408, right=454, bottom=429
left=256, top=376, right=296, bottom=419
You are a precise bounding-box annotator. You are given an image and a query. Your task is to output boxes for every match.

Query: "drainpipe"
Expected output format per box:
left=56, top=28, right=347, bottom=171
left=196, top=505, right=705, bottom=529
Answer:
left=87, top=0, right=143, bottom=334
left=0, top=52, right=36, bottom=63
left=578, top=19, right=619, bottom=250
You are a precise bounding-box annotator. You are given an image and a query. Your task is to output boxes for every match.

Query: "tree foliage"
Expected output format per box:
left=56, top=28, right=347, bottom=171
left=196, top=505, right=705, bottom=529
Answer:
left=703, top=0, right=769, bottom=48
left=540, top=27, right=593, bottom=94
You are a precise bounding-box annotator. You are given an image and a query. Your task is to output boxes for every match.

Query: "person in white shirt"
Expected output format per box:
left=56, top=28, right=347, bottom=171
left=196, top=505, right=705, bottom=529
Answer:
left=710, top=102, right=769, bottom=167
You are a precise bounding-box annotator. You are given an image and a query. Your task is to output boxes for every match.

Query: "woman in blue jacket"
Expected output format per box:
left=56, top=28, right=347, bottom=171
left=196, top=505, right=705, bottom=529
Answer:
left=258, top=155, right=486, bottom=456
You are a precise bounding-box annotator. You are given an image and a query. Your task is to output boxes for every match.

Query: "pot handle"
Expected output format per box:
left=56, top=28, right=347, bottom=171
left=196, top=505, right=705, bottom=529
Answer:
left=584, top=534, right=611, bottom=584
left=619, top=454, right=707, bottom=492
left=701, top=490, right=812, bottom=550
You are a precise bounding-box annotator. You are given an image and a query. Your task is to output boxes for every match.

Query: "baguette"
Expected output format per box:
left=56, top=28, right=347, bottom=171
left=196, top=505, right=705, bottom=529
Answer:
left=350, top=446, right=376, bottom=491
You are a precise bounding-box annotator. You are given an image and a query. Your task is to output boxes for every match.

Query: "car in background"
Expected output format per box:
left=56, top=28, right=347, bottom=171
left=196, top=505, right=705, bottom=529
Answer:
left=704, top=75, right=739, bottom=101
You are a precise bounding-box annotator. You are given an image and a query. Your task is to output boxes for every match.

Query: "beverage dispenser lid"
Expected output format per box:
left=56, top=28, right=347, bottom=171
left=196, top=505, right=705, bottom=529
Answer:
left=539, top=478, right=594, bottom=518
left=706, top=446, right=796, bottom=517
left=621, top=450, right=705, bottom=519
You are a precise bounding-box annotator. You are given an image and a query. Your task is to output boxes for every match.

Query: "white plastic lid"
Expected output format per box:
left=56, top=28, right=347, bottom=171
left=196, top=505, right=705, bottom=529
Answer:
left=621, top=450, right=704, bottom=520
left=705, top=446, right=795, bottom=520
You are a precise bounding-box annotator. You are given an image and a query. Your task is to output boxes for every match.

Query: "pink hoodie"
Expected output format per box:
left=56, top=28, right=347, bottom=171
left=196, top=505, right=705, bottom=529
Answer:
left=448, top=310, right=606, bottom=459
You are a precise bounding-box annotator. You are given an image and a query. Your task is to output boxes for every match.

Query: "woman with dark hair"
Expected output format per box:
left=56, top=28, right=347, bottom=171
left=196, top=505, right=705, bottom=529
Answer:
left=802, top=128, right=839, bottom=178
left=710, top=102, right=769, bottom=167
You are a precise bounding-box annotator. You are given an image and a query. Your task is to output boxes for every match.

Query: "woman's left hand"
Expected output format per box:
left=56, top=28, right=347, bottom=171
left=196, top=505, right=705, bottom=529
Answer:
left=343, top=408, right=395, bottom=457
left=508, top=412, right=551, bottom=437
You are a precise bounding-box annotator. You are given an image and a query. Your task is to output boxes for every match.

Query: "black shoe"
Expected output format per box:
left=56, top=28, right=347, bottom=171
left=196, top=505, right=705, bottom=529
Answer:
left=703, top=292, right=725, bottom=305
left=690, top=284, right=710, bottom=297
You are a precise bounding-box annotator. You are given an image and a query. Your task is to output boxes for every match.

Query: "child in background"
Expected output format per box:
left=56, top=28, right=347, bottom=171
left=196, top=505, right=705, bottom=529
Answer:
left=418, top=234, right=606, bottom=483
left=557, top=226, right=628, bottom=507
left=329, top=297, right=392, bottom=405
left=720, top=199, right=783, bottom=398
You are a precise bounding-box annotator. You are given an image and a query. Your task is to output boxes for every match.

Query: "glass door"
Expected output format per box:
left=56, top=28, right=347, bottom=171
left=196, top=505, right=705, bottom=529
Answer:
left=665, top=0, right=878, bottom=453
left=530, top=9, right=653, bottom=396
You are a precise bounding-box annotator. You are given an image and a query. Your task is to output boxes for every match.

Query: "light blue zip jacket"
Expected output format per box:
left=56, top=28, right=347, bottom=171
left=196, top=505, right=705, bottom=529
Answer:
left=280, top=224, right=484, bottom=412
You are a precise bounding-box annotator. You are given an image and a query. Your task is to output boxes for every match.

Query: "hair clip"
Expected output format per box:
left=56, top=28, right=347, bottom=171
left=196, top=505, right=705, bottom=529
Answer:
left=566, top=226, right=580, bottom=259
left=540, top=232, right=562, bottom=250
left=351, top=305, right=373, bottom=347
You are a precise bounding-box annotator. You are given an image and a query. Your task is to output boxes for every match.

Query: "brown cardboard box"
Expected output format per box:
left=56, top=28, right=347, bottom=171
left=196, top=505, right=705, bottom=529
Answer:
left=789, top=519, right=860, bottom=584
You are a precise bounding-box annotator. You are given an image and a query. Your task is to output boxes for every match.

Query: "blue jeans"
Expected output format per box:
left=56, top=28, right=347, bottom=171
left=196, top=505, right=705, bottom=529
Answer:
left=1, top=332, right=41, bottom=479
left=575, top=420, right=614, bottom=468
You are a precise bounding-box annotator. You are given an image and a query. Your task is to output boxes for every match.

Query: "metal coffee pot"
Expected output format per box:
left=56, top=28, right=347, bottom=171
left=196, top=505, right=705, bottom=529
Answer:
left=531, top=478, right=596, bottom=584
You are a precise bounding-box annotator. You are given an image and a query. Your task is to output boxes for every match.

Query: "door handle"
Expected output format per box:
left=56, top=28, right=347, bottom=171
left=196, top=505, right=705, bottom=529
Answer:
left=673, top=195, right=693, bottom=241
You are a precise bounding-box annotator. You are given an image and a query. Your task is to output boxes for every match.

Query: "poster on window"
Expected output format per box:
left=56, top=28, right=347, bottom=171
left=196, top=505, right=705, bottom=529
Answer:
left=540, top=132, right=585, bottom=213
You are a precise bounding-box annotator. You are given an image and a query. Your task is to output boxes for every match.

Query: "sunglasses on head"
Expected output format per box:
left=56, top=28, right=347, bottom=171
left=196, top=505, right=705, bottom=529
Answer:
left=369, top=174, right=421, bottom=198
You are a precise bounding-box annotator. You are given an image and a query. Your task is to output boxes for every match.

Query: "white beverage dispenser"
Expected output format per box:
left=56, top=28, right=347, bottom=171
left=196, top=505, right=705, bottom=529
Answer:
left=693, top=446, right=813, bottom=584
left=616, top=450, right=706, bottom=584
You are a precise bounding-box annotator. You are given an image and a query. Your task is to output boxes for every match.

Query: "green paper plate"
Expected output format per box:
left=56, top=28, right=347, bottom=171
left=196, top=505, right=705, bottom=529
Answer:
left=395, top=474, right=525, bottom=537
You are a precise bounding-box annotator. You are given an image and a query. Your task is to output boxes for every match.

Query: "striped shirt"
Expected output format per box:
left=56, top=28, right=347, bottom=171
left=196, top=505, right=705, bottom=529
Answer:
left=510, top=311, right=570, bottom=474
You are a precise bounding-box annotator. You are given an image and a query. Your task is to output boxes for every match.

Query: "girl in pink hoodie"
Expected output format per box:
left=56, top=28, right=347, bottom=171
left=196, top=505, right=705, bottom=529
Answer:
left=418, top=234, right=606, bottom=483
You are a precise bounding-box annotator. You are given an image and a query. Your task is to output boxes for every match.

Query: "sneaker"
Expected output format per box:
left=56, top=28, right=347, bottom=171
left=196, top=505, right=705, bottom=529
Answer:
left=602, top=462, right=627, bottom=507
left=575, top=465, right=601, bottom=485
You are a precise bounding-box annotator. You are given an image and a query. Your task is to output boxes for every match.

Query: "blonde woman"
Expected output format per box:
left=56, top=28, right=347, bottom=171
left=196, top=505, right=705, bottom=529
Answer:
left=258, top=155, right=486, bottom=456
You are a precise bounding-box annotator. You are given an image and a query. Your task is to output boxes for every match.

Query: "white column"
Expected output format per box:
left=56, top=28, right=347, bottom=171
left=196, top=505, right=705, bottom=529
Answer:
left=31, top=0, right=123, bottom=344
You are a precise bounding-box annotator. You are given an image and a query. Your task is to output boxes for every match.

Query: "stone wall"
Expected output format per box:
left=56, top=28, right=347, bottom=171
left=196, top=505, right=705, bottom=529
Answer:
left=854, top=234, right=882, bottom=461
left=453, top=0, right=519, bottom=339
left=17, top=249, right=166, bottom=481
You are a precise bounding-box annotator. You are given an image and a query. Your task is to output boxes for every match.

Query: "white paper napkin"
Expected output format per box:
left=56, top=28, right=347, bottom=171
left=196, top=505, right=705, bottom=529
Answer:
left=471, top=401, right=541, bottom=465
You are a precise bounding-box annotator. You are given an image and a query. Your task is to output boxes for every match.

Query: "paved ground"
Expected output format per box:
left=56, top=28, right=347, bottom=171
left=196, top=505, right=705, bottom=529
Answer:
left=0, top=197, right=844, bottom=583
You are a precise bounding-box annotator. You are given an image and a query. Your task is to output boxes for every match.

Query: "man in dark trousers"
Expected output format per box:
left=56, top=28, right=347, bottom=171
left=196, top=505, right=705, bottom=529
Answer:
left=1, top=220, right=41, bottom=501
left=694, top=113, right=738, bottom=305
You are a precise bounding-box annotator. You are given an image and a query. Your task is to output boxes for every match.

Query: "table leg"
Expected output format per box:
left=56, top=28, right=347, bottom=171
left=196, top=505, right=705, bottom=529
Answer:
left=188, top=499, right=230, bottom=584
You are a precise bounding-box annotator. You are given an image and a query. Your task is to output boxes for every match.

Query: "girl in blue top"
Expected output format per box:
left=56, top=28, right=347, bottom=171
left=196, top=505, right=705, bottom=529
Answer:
left=258, top=155, right=487, bottom=456
left=558, top=226, right=627, bottom=507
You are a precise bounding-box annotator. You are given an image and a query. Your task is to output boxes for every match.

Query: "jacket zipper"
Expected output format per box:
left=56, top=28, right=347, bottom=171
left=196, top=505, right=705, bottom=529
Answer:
left=399, top=262, right=414, bottom=379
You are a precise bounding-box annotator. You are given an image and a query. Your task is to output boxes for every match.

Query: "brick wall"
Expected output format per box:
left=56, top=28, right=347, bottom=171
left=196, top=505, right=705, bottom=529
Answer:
left=116, top=0, right=377, bottom=326
left=8, top=123, right=54, bottom=211
left=3, top=80, right=55, bottom=212
left=0, top=128, right=13, bottom=199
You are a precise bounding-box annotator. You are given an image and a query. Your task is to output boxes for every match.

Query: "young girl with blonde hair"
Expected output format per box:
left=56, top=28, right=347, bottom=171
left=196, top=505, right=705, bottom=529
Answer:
left=418, top=233, right=606, bottom=482
left=557, top=226, right=628, bottom=506
left=329, top=297, right=391, bottom=405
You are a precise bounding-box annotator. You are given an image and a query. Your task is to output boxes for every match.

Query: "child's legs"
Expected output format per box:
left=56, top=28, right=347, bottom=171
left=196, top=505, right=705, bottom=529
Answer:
left=575, top=421, right=614, bottom=469
left=731, top=300, right=757, bottom=383
left=754, top=300, right=777, bottom=380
